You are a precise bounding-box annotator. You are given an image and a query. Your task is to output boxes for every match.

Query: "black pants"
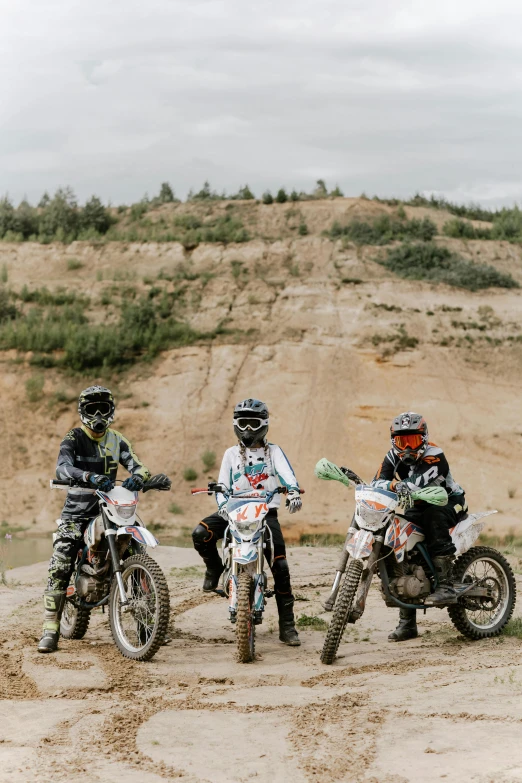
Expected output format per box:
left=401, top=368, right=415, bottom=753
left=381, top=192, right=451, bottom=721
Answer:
left=192, top=509, right=293, bottom=597
left=405, top=503, right=458, bottom=557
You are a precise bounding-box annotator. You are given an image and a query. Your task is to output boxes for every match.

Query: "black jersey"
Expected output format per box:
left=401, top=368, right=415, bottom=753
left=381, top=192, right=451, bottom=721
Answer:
left=56, top=426, right=151, bottom=520
left=371, top=443, right=466, bottom=510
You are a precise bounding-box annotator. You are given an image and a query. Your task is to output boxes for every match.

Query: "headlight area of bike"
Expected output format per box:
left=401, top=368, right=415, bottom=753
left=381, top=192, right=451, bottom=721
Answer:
left=106, top=503, right=137, bottom=523
left=234, top=519, right=262, bottom=539
left=355, top=504, right=389, bottom=531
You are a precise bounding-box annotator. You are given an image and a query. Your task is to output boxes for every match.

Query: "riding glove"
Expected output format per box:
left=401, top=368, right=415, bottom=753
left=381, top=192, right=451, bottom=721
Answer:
left=122, top=475, right=144, bottom=492
left=286, top=490, right=302, bottom=514
left=89, top=474, right=114, bottom=492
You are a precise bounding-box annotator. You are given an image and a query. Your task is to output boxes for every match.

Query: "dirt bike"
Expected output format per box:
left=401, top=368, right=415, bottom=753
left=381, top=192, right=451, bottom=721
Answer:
left=50, top=474, right=171, bottom=661
left=316, top=459, right=516, bottom=664
left=191, top=483, right=295, bottom=663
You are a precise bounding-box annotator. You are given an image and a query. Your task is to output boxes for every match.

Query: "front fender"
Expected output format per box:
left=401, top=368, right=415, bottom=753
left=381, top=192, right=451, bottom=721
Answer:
left=232, top=542, right=258, bottom=564
left=116, top=526, right=159, bottom=548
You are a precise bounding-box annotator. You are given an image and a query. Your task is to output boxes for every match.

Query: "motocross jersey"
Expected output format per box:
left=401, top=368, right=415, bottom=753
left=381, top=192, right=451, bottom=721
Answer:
left=216, top=443, right=299, bottom=510
left=56, top=426, right=151, bottom=520
left=371, top=443, right=466, bottom=510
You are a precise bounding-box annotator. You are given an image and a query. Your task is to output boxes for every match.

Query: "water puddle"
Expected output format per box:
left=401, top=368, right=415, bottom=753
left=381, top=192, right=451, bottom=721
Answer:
left=1, top=536, right=53, bottom=570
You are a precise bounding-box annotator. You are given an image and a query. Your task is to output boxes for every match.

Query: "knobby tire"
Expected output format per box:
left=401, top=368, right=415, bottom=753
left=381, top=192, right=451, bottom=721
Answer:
left=320, top=559, right=364, bottom=665
left=236, top=570, right=255, bottom=663
left=448, top=546, right=516, bottom=640
left=109, top=553, right=170, bottom=662
left=60, top=600, right=91, bottom=640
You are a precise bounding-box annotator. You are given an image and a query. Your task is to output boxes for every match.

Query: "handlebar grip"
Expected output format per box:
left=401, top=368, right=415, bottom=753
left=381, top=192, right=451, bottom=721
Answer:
left=50, top=479, right=72, bottom=487
left=191, top=488, right=212, bottom=494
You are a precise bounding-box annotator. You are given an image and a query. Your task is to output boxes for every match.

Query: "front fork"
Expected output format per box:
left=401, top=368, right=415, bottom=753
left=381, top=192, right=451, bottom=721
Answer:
left=228, top=542, right=265, bottom=624
left=102, top=512, right=129, bottom=608
left=323, top=522, right=356, bottom=611
left=347, top=536, right=384, bottom=623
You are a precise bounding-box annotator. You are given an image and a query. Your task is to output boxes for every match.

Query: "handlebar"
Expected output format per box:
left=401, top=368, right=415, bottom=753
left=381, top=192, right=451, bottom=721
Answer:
left=50, top=474, right=171, bottom=493
left=191, top=485, right=305, bottom=498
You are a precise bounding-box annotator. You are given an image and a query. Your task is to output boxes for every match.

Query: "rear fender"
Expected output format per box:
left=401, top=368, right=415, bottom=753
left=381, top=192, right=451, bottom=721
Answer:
left=115, top=526, right=159, bottom=548
left=450, top=510, right=497, bottom=556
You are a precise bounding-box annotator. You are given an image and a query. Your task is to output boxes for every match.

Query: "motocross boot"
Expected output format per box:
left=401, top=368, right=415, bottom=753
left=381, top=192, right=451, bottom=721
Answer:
left=425, top=556, right=458, bottom=606
left=37, top=590, right=66, bottom=653
left=201, top=552, right=224, bottom=592
left=388, top=608, right=418, bottom=642
left=276, top=595, right=301, bottom=646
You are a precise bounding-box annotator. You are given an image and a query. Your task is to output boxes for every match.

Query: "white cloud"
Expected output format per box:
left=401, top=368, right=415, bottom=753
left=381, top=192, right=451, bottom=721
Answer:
left=1, top=0, right=522, bottom=204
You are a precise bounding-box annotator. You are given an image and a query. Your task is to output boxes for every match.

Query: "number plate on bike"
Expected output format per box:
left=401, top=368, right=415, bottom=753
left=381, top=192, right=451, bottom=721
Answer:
left=347, top=529, right=374, bottom=559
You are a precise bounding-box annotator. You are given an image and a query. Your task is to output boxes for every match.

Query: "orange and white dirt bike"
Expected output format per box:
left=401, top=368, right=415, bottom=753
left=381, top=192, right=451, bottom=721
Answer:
left=316, top=459, right=516, bottom=665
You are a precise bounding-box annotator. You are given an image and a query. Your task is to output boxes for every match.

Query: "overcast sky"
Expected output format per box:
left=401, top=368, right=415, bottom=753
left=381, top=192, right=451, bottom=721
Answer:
left=1, top=0, right=522, bottom=206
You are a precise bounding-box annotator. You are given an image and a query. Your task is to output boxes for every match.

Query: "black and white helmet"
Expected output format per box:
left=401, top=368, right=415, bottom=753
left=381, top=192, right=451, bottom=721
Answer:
left=233, top=399, right=269, bottom=447
left=390, top=411, right=429, bottom=465
left=78, top=386, right=115, bottom=434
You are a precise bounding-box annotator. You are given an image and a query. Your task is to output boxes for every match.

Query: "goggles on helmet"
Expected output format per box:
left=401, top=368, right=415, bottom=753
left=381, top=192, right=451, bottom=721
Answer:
left=393, top=434, right=424, bottom=451
left=234, top=417, right=267, bottom=432
left=83, top=401, right=113, bottom=417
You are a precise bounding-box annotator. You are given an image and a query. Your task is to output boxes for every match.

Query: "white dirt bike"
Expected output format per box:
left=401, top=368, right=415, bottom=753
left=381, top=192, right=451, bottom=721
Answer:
left=191, top=482, right=292, bottom=663
left=50, top=474, right=171, bottom=661
left=316, top=459, right=516, bottom=664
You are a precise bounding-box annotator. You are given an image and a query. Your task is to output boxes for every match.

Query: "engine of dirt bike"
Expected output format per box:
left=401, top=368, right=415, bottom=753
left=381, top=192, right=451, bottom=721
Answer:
left=386, top=560, right=432, bottom=604
left=75, top=559, right=111, bottom=603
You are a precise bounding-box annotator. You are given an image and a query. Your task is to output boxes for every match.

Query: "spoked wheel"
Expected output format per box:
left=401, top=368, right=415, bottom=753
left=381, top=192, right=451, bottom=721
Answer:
left=236, top=570, right=255, bottom=663
left=60, top=599, right=91, bottom=640
left=448, top=546, right=516, bottom=640
left=320, top=559, right=364, bottom=665
left=108, top=554, right=170, bottom=661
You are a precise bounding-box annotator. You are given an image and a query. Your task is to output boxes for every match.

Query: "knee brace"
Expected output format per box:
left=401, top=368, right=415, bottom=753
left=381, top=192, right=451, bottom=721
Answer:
left=271, top=556, right=292, bottom=596
left=192, top=522, right=214, bottom=550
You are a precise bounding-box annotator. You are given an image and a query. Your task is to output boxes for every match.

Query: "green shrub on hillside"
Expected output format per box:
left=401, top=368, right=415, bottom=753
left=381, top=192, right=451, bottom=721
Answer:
left=378, top=243, right=519, bottom=291
left=328, top=214, right=437, bottom=245
left=0, top=293, right=214, bottom=371
left=443, top=219, right=492, bottom=239
left=0, top=288, right=17, bottom=322
left=491, top=207, right=522, bottom=241
left=262, top=191, right=274, bottom=205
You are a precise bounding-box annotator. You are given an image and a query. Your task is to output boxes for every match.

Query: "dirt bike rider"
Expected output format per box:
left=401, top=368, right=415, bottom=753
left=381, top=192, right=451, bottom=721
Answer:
left=370, top=411, right=467, bottom=642
left=192, top=399, right=303, bottom=647
left=38, top=385, right=152, bottom=654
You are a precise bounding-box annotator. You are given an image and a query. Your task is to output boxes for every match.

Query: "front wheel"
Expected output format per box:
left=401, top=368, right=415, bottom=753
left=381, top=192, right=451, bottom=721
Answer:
left=236, top=570, right=255, bottom=663
left=320, top=559, right=364, bottom=664
left=60, top=599, right=91, bottom=639
left=448, top=546, right=516, bottom=640
left=108, top=554, right=170, bottom=661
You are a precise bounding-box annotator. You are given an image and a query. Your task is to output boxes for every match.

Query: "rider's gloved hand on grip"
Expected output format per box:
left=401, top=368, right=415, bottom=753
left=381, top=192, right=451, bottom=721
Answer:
left=394, top=481, right=411, bottom=496
left=286, top=489, right=302, bottom=514
left=89, top=474, right=114, bottom=493
left=122, top=475, right=144, bottom=492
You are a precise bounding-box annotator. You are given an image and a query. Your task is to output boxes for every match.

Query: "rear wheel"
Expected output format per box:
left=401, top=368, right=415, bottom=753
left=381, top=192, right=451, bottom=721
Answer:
left=60, top=599, right=91, bottom=640
left=236, top=570, right=255, bottom=663
left=448, top=546, right=516, bottom=640
left=320, top=559, right=364, bottom=664
left=108, top=554, right=170, bottom=661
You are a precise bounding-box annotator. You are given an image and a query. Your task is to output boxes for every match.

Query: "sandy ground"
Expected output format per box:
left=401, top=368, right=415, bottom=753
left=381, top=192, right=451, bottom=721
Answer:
left=0, top=544, right=521, bottom=783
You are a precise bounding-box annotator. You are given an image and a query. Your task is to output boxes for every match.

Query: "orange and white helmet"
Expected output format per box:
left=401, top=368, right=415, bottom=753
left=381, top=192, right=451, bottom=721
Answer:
left=390, top=412, right=428, bottom=465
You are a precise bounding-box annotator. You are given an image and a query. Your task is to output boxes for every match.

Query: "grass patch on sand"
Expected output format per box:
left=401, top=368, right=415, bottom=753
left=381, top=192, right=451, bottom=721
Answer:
left=296, top=614, right=328, bottom=631
left=299, top=533, right=345, bottom=547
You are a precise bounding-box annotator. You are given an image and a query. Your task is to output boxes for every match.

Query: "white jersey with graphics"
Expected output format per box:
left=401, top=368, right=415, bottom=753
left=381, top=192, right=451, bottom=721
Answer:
left=216, top=444, right=299, bottom=510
